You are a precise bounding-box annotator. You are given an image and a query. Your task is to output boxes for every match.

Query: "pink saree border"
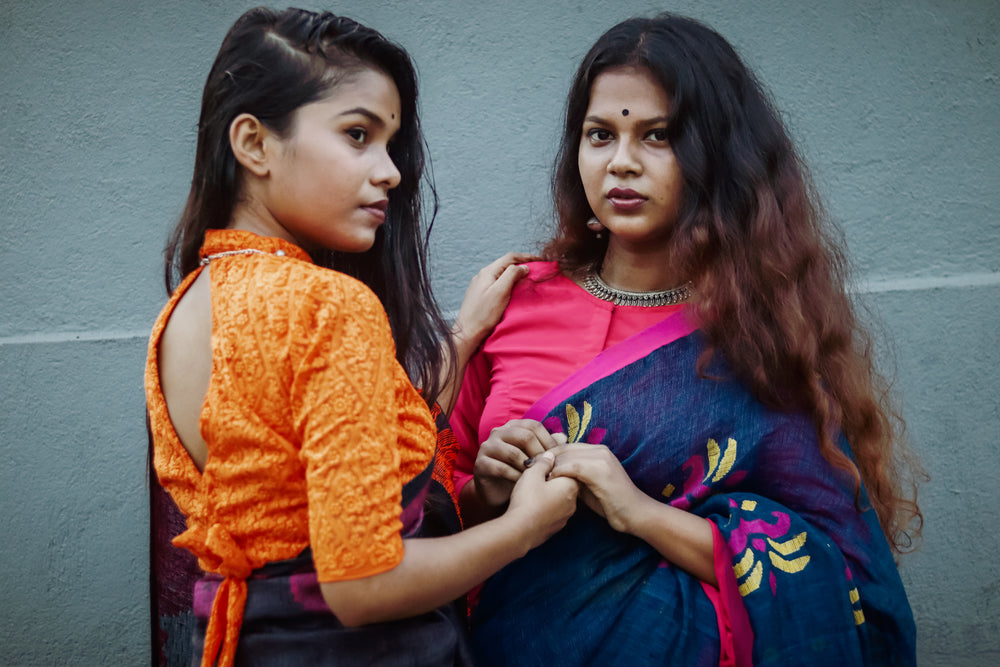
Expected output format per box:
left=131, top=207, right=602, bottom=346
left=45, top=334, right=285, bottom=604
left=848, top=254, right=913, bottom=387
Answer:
left=523, top=308, right=699, bottom=422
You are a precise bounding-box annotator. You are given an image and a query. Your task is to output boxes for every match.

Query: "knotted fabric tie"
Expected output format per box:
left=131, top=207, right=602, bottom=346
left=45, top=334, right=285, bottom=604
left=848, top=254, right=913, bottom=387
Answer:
left=174, top=521, right=253, bottom=667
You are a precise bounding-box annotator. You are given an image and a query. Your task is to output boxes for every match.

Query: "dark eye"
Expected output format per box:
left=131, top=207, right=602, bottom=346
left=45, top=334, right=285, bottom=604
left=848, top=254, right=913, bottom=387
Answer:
left=346, top=127, right=367, bottom=144
left=646, top=128, right=669, bottom=142
left=586, top=128, right=613, bottom=143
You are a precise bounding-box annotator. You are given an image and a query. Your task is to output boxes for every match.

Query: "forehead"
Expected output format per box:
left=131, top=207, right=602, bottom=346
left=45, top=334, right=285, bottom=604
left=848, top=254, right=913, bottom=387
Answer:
left=586, top=66, right=669, bottom=115
left=310, top=67, right=402, bottom=127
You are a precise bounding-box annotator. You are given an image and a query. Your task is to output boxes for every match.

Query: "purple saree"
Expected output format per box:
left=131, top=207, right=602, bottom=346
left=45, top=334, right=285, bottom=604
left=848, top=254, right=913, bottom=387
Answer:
left=469, top=312, right=915, bottom=666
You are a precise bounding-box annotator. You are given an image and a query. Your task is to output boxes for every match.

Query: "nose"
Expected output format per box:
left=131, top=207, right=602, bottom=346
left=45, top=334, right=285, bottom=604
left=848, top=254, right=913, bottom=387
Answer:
left=373, top=148, right=402, bottom=190
left=607, top=139, right=641, bottom=177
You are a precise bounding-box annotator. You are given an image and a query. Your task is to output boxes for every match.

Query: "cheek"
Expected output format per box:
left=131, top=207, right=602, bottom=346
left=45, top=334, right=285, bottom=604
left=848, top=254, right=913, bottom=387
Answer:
left=578, top=153, right=603, bottom=199
left=651, top=159, right=682, bottom=199
left=668, top=164, right=685, bottom=203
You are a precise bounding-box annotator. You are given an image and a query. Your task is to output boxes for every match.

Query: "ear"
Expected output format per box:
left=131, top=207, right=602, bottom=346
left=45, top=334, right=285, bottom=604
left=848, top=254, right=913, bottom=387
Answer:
left=229, top=113, right=271, bottom=177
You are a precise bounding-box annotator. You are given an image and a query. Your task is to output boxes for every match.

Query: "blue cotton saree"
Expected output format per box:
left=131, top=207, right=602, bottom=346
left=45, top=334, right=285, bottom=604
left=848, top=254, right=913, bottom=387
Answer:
left=469, top=311, right=915, bottom=666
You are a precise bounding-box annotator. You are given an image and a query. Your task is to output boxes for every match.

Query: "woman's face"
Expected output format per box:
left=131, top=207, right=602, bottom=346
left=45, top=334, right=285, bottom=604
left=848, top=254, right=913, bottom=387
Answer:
left=263, top=67, right=402, bottom=254
left=578, top=66, right=683, bottom=252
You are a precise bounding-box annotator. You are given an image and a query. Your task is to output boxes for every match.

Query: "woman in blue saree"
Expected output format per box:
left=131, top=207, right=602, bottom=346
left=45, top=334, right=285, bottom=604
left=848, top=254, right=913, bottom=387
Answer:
left=451, top=13, right=921, bottom=666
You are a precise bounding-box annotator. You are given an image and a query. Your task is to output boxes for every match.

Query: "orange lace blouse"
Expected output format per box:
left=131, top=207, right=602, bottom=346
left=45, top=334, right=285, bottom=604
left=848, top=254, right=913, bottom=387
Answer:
left=145, top=229, right=436, bottom=666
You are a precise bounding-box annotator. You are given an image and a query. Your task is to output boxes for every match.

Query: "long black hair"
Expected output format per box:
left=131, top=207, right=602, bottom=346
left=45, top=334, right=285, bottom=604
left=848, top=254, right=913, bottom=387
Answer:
left=546, top=13, right=921, bottom=553
left=165, top=7, right=450, bottom=403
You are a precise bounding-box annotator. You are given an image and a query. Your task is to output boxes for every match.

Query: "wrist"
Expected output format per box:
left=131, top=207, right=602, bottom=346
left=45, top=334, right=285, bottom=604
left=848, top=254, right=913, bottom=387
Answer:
left=620, top=491, right=660, bottom=538
left=490, top=508, right=535, bottom=559
left=448, top=331, right=475, bottom=370
left=450, top=324, right=485, bottom=354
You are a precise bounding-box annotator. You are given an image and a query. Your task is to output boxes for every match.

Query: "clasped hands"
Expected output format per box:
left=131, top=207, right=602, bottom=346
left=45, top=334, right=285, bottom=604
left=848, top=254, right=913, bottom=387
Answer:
left=473, top=418, right=646, bottom=534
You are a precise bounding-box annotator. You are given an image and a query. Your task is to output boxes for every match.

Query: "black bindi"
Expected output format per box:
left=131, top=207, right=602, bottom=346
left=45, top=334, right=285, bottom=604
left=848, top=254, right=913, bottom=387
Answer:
left=622, top=108, right=629, bottom=116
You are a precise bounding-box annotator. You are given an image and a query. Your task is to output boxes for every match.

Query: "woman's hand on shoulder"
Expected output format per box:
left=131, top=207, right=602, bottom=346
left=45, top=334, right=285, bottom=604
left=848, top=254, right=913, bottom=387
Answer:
left=438, top=252, right=536, bottom=416
left=473, top=420, right=565, bottom=512
left=547, top=443, right=647, bottom=534
left=451, top=252, right=536, bottom=353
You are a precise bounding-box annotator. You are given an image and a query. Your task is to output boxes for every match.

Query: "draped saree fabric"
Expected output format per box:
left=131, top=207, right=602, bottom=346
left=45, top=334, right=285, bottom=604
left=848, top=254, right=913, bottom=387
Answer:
left=188, top=457, right=472, bottom=666
left=469, top=312, right=915, bottom=666
left=151, top=408, right=472, bottom=666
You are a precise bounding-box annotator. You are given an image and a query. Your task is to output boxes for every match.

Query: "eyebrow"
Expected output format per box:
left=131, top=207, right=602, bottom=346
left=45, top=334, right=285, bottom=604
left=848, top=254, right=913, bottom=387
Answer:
left=584, top=114, right=670, bottom=126
left=338, top=107, right=388, bottom=127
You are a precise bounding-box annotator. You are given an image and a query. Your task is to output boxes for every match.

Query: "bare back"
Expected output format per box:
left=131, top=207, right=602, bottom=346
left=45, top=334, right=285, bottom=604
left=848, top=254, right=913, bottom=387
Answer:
left=158, top=268, right=213, bottom=472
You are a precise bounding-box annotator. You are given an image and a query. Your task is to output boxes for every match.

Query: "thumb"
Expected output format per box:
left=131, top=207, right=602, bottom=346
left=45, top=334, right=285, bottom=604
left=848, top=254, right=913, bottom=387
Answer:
left=522, top=450, right=556, bottom=478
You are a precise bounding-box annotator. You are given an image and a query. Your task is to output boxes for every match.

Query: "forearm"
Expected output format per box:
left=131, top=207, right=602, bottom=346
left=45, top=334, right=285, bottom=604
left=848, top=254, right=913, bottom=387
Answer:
left=626, top=495, right=717, bottom=586
left=435, top=330, right=481, bottom=416
left=321, top=512, right=527, bottom=626
left=323, top=450, right=578, bottom=626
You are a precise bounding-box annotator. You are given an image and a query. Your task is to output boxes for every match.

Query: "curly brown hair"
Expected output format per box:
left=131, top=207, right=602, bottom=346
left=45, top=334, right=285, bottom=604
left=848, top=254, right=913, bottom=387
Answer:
left=545, top=13, right=923, bottom=554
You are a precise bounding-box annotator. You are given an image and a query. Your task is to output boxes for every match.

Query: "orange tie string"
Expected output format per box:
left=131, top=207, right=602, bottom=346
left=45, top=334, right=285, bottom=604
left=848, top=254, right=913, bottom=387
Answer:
left=176, top=521, right=253, bottom=667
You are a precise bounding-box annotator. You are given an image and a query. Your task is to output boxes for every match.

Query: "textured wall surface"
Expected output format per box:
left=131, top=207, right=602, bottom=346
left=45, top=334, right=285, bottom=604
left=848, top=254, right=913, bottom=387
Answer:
left=1, top=0, right=996, bottom=664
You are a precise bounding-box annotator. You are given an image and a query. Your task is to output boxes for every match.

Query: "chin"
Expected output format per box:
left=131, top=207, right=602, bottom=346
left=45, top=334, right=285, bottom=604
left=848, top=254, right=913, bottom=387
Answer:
left=335, top=236, right=378, bottom=254
left=307, top=228, right=376, bottom=254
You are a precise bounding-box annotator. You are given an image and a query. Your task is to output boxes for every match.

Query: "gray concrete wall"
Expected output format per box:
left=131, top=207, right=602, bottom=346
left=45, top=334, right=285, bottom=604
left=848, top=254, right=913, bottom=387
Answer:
left=1, top=0, right=996, bottom=664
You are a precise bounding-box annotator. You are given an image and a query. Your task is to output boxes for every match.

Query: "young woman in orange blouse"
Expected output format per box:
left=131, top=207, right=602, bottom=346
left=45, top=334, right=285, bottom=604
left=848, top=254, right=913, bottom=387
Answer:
left=145, top=8, right=577, bottom=666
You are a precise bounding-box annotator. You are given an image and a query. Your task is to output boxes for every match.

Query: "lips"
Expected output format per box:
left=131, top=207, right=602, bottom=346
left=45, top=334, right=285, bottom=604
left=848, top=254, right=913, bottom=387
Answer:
left=361, top=199, right=389, bottom=222
left=607, top=187, right=647, bottom=211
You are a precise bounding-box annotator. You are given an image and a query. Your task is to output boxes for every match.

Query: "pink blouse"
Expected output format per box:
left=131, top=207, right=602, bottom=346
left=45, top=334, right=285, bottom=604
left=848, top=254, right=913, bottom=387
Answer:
left=449, top=261, right=743, bottom=665
left=450, top=261, right=683, bottom=494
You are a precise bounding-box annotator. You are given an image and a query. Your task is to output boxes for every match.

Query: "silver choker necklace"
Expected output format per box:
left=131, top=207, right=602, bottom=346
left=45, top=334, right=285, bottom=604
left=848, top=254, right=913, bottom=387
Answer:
left=583, top=272, right=692, bottom=307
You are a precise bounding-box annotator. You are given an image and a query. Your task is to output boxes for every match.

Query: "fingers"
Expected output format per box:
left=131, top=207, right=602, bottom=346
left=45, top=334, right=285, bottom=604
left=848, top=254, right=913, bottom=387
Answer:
left=490, top=262, right=529, bottom=295
left=453, top=254, right=535, bottom=348
left=508, top=450, right=579, bottom=548
left=475, top=421, right=560, bottom=497
left=546, top=443, right=613, bottom=483
left=524, top=421, right=563, bottom=454
left=519, top=452, right=579, bottom=504
left=541, top=475, right=581, bottom=506
left=484, top=251, right=539, bottom=279
left=474, top=450, right=523, bottom=483
left=488, top=420, right=561, bottom=462
left=544, top=441, right=590, bottom=458
left=520, top=450, right=556, bottom=480
left=524, top=432, right=567, bottom=467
